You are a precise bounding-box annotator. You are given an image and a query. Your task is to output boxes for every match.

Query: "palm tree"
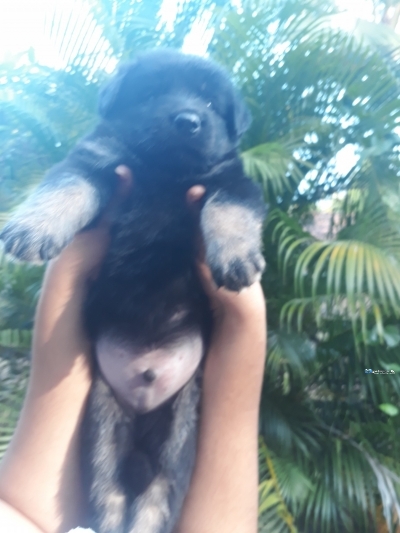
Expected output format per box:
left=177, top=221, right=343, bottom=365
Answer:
left=0, top=250, right=42, bottom=456
left=209, top=2, right=400, bottom=531
left=1, top=0, right=400, bottom=531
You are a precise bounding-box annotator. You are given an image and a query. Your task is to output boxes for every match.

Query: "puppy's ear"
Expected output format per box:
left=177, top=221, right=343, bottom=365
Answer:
left=98, top=62, right=137, bottom=119
left=227, top=90, right=252, bottom=141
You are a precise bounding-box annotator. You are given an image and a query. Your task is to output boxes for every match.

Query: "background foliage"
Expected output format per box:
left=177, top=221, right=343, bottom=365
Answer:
left=1, top=0, right=400, bottom=531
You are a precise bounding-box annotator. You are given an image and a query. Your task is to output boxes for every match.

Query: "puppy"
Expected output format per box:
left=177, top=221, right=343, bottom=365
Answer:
left=0, top=49, right=266, bottom=533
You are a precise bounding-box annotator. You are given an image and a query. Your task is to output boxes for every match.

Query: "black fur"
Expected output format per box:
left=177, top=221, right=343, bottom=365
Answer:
left=0, top=49, right=266, bottom=533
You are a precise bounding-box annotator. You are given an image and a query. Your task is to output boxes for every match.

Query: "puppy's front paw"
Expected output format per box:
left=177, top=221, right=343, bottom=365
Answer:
left=206, top=239, right=265, bottom=291
left=201, top=201, right=265, bottom=292
left=0, top=176, right=101, bottom=262
left=1, top=218, right=68, bottom=262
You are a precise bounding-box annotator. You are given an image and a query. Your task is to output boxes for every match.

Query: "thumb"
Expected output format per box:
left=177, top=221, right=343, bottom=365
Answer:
left=186, top=185, right=206, bottom=215
left=99, top=165, right=134, bottom=228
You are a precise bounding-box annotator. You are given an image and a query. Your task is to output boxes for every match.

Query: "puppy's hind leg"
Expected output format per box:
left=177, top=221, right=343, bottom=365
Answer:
left=127, top=376, right=201, bottom=533
left=81, top=372, right=134, bottom=533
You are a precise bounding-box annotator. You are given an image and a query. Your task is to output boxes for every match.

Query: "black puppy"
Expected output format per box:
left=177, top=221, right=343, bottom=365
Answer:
left=0, top=49, right=266, bottom=533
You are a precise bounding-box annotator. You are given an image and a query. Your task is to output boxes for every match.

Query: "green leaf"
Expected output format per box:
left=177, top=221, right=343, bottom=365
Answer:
left=383, top=326, right=400, bottom=348
left=241, top=138, right=313, bottom=203
left=380, top=362, right=400, bottom=373
left=0, top=330, right=32, bottom=349
left=379, top=404, right=399, bottom=417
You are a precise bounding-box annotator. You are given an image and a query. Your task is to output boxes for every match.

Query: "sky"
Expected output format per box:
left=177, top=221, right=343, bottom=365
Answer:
left=0, top=0, right=177, bottom=65
left=0, top=0, right=379, bottom=65
left=0, top=0, right=57, bottom=63
left=0, top=0, right=116, bottom=70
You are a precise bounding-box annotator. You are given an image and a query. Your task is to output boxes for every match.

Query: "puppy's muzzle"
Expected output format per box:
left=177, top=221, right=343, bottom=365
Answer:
left=173, top=112, right=202, bottom=136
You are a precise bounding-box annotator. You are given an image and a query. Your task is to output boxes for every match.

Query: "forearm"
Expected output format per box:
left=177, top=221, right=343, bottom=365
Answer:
left=0, top=260, right=92, bottom=533
left=177, top=296, right=266, bottom=533
left=0, top=499, right=45, bottom=533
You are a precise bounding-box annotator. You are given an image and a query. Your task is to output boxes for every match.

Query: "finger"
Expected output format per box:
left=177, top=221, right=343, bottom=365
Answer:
left=186, top=186, right=207, bottom=266
left=196, top=259, right=218, bottom=297
left=187, top=185, right=206, bottom=204
left=115, top=165, right=134, bottom=197
left=186, top=185, right=206, bottom=208
left=99, top=166, right=134, bottom=227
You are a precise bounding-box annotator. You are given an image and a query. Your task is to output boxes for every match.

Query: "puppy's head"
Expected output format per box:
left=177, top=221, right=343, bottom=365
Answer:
left=98, top=49, right=251, bottom=172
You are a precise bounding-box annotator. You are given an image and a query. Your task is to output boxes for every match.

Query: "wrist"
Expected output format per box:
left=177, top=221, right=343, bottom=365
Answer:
left=44, top=226, right=110, bottom=292
left=204, top=305, right=266, bottom=385
left=46, top=255, right=91, bottom=294
left=212, top=283, right=266, bottom=327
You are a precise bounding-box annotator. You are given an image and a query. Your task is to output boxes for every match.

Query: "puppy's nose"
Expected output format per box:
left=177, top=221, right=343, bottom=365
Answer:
left=174, top=112, right=201, bottom=135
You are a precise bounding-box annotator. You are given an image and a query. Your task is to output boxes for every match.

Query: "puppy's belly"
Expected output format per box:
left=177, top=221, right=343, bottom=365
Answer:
left=96, top=332, right=204, bottom=413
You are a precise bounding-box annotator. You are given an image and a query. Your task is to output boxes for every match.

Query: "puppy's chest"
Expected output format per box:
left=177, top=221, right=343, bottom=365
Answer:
left=114, top=185, right=196, bottom=249
left=103, top=186, right=197, bottom=283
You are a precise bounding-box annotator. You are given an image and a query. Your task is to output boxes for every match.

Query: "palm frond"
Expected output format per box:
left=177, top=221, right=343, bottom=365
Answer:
left=272, top=203, right=400, bottom=340
left=338, top=199, right=400, bottom=259
left=43, top=0, right=116, bottom=75
left=211, top=0, right=400, bottom=208
left=0, top=330, right=32, bottom=350
left=0, top=348, right=30, bottom=459
left=301, top=241, right=400, bottom=333
left=0, top=253, right=43, bottom=332
left=260, top=392, right=323, bottom=458
left=0, top=413, right=20, bottom=459
left=349, top=17, right=400, bottom=58
left=258, top=437, right=299, bottom=533
left=261, top=442, right=314, bottom=512
left=242, top=138, right=314, bottom=203
left=267, top=330, right=316, bottom=392
left=269, top=209, right=314, bottom=279
left=317, top=425, right=400, bottom=533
